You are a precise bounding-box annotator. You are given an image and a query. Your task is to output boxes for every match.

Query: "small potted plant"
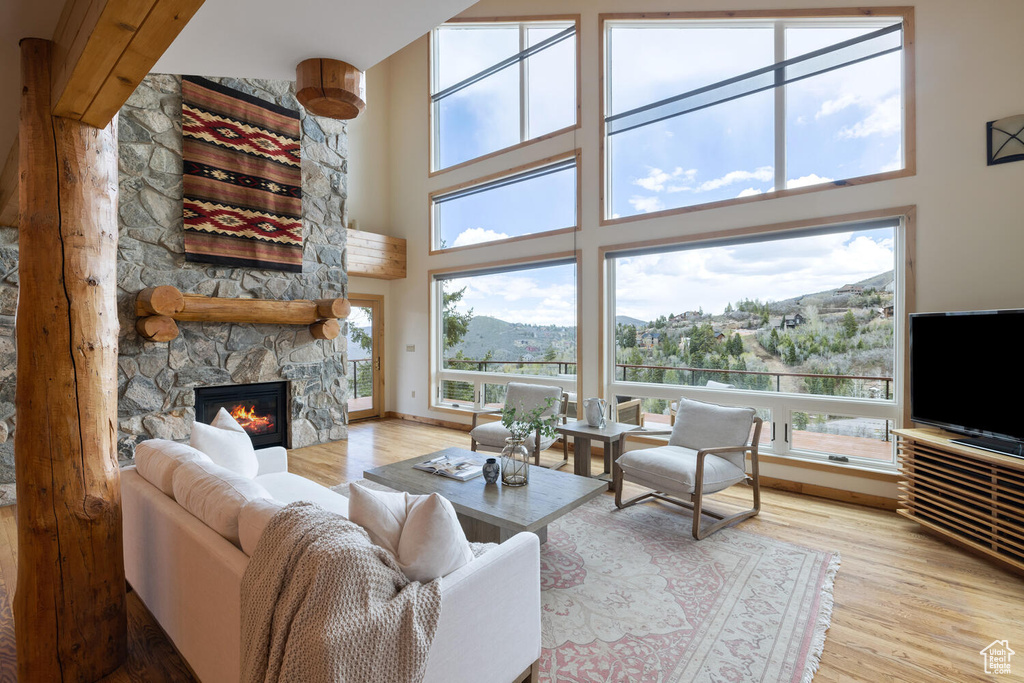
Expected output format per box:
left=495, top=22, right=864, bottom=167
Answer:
left=499, top=397, right=559, bottom=486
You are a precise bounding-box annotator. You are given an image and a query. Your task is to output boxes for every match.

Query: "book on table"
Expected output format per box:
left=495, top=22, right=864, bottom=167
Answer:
left=413, top=454, right=483, bottom=481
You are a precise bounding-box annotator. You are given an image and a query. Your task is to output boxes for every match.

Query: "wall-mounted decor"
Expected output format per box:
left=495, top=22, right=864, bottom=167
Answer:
left=987, top=114, right=1024, bottom=166
left=181, top=76, right=303, bottom=272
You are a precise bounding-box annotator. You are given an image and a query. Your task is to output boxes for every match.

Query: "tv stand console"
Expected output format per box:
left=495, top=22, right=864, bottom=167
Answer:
left=895, top=428, right=1024, bottom=575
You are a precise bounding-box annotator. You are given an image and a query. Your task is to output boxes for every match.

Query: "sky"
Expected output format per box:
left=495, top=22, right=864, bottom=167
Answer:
left=434, top=20, right=902, bottom=327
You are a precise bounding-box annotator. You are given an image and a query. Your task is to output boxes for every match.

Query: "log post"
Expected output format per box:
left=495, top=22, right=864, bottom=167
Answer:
left=15, top=38, right=126, bottom=681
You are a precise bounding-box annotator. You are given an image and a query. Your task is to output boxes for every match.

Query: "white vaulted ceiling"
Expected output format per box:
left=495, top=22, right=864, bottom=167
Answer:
left=0, top=0, right=476, bottom=160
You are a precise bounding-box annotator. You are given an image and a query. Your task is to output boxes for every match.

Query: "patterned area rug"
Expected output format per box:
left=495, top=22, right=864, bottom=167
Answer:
left=333, top=482, right=838, bottom=682
left=181, top=76, right=303, bottom=272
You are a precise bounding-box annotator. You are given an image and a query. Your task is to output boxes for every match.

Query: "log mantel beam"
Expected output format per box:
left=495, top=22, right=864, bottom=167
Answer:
left=135, top=286, right=351, bottom=341
left=0, top=0, right=205, bottom=229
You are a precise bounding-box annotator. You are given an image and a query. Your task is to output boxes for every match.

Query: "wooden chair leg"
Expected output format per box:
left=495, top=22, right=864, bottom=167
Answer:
left=470, top=438, right=478, bottom=451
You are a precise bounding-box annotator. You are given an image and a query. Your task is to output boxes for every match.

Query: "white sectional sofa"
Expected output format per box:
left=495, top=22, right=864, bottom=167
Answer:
left=122, top=442, right=542, bottom=683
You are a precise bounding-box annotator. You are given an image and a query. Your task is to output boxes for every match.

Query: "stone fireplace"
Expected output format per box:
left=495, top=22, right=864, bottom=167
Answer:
left=0, top=72, right=352, bottom=496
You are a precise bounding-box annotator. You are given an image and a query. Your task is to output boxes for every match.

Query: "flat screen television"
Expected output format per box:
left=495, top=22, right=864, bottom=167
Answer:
left=910, top=309, right=1024, bottom=458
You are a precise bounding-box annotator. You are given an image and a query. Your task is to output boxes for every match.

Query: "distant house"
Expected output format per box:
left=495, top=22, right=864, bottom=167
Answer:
left=712, top=329, right=727, bottom=341
left=881, top=304, right=894, bottom=318
left=837, top=284, right=864, bottom=295
left=775, top=314, right=805, bottom=329
left=640, top=331, right=661, bottom=349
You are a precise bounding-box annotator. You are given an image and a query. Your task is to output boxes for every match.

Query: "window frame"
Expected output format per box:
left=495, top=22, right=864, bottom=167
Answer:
left=598, top=7, right=916, bottom=225
left=598, top=206, right=916, bottom=472
left=428, top=14, right=582, bottom=177
left=428, top=151, right=581, bottom=255
left=428, top=252, right=583, bottom=416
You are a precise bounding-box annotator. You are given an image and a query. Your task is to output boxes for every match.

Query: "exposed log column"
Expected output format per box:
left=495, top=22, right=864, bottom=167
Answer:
left=15, top=38, right=126, bottom=680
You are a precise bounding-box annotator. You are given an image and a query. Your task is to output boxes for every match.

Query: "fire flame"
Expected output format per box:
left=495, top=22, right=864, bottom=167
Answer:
left=230, top=404, right=275, bottom=434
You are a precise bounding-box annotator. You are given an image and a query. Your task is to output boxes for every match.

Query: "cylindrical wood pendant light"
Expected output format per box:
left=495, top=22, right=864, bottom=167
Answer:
left=296, top=58, right=365, bottom=119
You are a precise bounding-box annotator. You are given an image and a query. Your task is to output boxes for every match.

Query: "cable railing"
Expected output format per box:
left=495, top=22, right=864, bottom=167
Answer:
left=349, top=358, right=373, bottom=399
left=443, top=358, right=893, bottom=399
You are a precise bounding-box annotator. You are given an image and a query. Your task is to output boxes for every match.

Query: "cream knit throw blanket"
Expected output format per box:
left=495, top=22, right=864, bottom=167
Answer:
left=241, top=502, right=442, bottom=683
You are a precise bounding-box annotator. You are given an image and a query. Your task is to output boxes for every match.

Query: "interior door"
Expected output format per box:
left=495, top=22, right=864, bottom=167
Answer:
left=347, top=295, right=384, bottom=420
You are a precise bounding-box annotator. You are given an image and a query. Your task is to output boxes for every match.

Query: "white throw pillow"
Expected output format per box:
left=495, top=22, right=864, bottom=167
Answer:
left=172, top=459, right=272, bottom=547
left=190, top=411, right=259, bottom=478
left=238, top=498, right=286, bottom=556
left=211, top=406, right=247, bottom=433
left=348, top=483, right=474, bottom=582
left=134, top=439, right=212, bottom=496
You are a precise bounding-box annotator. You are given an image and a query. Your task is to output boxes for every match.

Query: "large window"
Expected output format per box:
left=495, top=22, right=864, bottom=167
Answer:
left=433, top=259, right=577, bottom=408
left=605, top=216, right=906, bottom=468
left=431, top=19, right=578, bottom=171
left=604, top=13, right=909, bottom=220
left=431, top=156, right=578, bottom=252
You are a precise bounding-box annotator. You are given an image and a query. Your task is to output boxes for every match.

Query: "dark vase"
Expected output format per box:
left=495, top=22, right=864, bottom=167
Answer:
left=482, top=458, right=499, bottom=484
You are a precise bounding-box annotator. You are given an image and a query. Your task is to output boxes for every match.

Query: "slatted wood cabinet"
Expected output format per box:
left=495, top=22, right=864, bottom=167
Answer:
left=896, top=428, right=1024, bottom=574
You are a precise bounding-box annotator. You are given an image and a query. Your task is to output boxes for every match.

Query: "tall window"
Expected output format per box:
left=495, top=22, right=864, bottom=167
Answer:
left=606, top=217, right=905, bottom=468
left=433, top=260, right=577, bottom=408
left=431, top=156, right=578, bottom=251
left=604, top=14, right=908, bottom=219
left=432, top=20, right=578, bottom=171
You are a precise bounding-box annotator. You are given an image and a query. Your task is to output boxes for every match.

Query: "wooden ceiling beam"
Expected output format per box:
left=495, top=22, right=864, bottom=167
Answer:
left=0, top=0, right=205, bottom=228
left=52, top=0, right=204, bottom=127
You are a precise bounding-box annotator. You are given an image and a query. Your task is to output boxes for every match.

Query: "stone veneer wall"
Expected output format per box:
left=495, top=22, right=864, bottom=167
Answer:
left=0, top=73, right=351, bottom=495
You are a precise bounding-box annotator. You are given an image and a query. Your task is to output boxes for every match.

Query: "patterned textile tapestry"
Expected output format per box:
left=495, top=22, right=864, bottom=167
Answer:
left=181, top=76, right=303, bottom=272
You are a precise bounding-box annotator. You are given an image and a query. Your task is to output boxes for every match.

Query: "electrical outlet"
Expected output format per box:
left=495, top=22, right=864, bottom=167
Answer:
left=411, top=390, right=416, bottom=398
left=406, top=344, right=415, bottom=352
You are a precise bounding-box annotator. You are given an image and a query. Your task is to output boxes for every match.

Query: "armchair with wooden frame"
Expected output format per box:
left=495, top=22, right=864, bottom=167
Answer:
left=470, top=382, right=569, bottom=469
left=613, top=397, right=762, bottom=540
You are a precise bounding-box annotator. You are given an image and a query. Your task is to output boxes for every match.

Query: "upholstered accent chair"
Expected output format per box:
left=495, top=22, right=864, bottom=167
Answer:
left=470, top=382, right=569, bottom=468
left=613, top=397, right=762, bottom=539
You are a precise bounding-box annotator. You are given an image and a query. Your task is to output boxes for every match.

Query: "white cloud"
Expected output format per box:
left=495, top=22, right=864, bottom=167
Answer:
left=737, top=188, right=763, bottom=198
left=696, top=166, right=773, bottom=192
left=880, top=144, right=903, bottom=172
left=451, top=227, right=511, bottom=248
left=633, top=167, right=696, bottom=192
left=787, top=174, right=834, bottom=189
left=837, top=95, right=901, bottom=139
left=449, top=268, right=578, bottom=326
left=628, top=196, right=665, bottom=214
left=816, top=93, right=859, bottom=119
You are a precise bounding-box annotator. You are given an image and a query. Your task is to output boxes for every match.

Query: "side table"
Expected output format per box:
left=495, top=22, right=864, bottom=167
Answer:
left=556, top=420, right=638, bottom=489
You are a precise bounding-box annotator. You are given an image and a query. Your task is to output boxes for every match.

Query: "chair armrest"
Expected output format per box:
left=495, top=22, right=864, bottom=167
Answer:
left=471, top=408, right=502, bottom=429
left=427, top=533, right=541, bottom=683
left=254, top=446, right=288, bottom=476
left=696, top=445, right=751, bottom=457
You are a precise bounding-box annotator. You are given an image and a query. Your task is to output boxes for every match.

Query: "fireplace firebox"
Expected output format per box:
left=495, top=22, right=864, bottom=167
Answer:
left=195, top=382, right=289, bottom=448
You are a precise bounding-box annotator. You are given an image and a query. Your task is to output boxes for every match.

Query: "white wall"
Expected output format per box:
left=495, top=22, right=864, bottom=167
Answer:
left=346, top=0, right=1024, bottom=498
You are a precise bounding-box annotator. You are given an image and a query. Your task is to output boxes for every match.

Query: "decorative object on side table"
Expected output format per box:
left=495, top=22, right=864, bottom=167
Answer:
left=583, top=397, right=607, bottom=428
left=987, top=114, right=1024, bottom=165
left=482, top=458, right=499, bottom=484
left=500, top=397, right=559, bottom=486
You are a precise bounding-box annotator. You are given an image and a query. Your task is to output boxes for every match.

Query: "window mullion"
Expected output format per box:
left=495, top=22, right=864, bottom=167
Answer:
left=519, top=24, right=528, bottom=142
left=774, top=21, right=786, bottom=192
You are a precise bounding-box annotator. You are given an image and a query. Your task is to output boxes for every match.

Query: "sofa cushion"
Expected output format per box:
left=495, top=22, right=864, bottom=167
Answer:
left=172, top=459, right=272, bottom=547
left=135, top=439, right=212, bottom=496
left=190, top=410, right=259, bottom=479
left=238, top=498, right=285, bottom=556
left=349, top=483, right=474, bottom=583
left=255, top=472, right=350, bottom=518
left=616, top=445, right=748, bottom=495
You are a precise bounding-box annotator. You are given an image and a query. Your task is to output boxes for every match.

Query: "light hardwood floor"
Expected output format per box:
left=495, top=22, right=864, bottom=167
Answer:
left=0, top=417, right=1021, bottom=681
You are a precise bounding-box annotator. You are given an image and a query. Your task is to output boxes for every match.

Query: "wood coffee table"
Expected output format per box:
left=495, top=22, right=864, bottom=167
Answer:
left=363, top=447, right=607, bottom=544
